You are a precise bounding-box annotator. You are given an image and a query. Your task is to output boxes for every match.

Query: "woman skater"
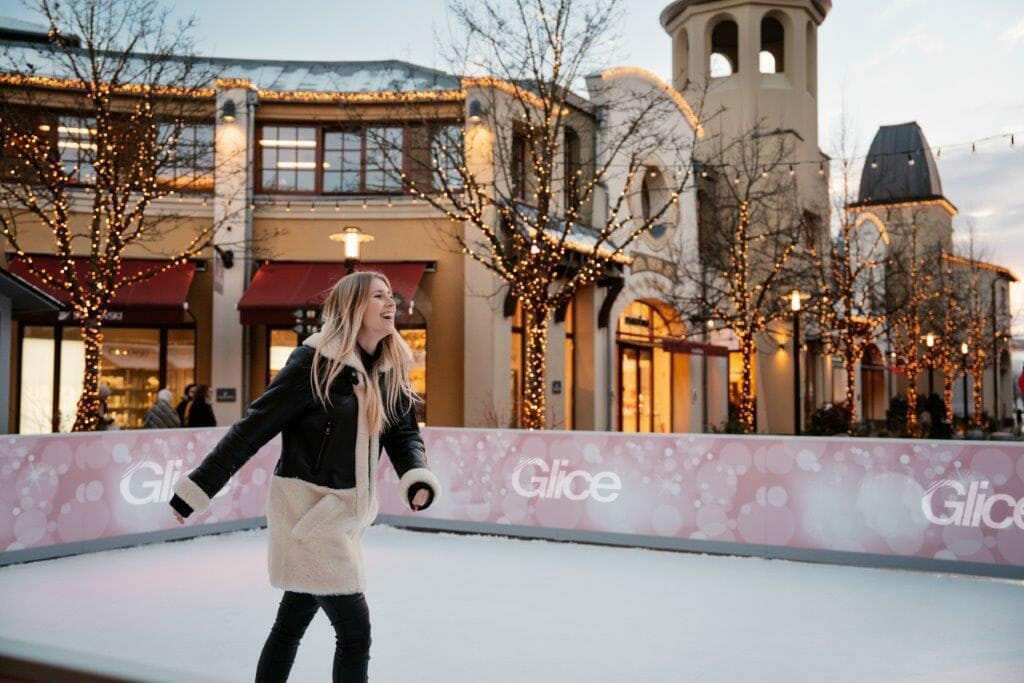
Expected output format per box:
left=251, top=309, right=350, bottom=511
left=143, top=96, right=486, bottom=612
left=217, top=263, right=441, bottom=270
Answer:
left=168, top=272, right=441, bottom=682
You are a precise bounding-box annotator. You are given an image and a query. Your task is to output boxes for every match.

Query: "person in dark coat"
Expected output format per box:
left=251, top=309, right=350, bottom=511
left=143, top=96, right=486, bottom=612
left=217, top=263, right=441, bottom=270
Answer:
left=144, top=388, right=181, bottom=429
left=176, top=383, right=196, bottom=424
left=168, top=271, right=440, bottom=682
left=183, top=384, right=217, bottom=428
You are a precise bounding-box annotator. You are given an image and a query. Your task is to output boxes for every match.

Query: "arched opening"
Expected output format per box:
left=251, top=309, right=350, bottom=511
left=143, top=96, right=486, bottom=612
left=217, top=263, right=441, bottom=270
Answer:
left=637, top=164, right=675, bottom=244
left=806, top=20, right=817, bottom=96
left=563, top=127, right=581, bottom=213
left=617, top=300, right=680, bottom=433
left=759, top=16, right=785, bottom=73
left=709, top=19, right=738, bottom=78
left=673, top=26, right=689, bottom=88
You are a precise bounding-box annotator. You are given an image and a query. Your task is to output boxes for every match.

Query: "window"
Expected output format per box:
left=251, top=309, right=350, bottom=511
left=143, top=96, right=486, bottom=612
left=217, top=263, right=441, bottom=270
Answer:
left=166, top=329, right=196, bottom=409
left=58, top=116, right=96, bottom=182
left=806, top=21, right=817, bottom=96
left=400, top=328, right=427, bottom=424
left=99, top=327, right=162, bottom=430
left=564, top=127, right=581, bottom=213
left=432, top=124, right=464, bottom=191
left=268, top=328, right=299, bottom=383
left=18, top=326, right=55, bottom=434
left=159, top=123, right=214, bottom=190
left=17, top=324, right=196, bottom=433
left=259, top=125, right=317, bottom=191
left=617, top=301, right=674, bottom=433
left=511, top=128, right=527, bottom=200
left=323, top=130, right=361, bottom=193
left=709, top=20, right=739, bottom=77
left=365, top=127, right=404, bottom=191
left=760, top=16, right=785, bottom=74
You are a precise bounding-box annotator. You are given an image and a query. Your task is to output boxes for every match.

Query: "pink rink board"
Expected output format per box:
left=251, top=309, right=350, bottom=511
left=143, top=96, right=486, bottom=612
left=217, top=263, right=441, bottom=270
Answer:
left=2, top=428, right=1023, bottom=577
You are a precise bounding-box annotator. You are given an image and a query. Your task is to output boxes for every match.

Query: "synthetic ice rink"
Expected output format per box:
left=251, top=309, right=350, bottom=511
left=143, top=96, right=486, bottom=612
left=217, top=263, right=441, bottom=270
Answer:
left=1, top=523, right=1022, bottom=682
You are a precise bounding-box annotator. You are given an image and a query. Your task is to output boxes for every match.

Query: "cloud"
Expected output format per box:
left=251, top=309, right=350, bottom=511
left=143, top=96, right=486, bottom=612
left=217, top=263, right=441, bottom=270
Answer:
left=1000, top=17, right=1024, bottom=44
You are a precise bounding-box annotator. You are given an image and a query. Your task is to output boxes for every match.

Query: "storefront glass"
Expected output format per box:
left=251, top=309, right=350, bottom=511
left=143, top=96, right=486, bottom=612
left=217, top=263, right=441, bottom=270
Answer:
left=18, top=327, right=55, bottom=434
left=400, top=328, right=427, bottom=424
left=58, top=328, right=85, bottom=432
left=617, top=301, right=675, bottom=433
left=99, top=328, right=161, bottom=430
left=167, top=329, right=196, bottom=411
left=269, top=329, right=299, bottom=382
left=17, top=324, right=195, bottom=433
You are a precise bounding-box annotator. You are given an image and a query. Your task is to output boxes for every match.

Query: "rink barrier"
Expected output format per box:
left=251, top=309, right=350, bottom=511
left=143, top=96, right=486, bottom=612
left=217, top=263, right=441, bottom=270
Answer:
left=1, top=427, right=1022, bottom=579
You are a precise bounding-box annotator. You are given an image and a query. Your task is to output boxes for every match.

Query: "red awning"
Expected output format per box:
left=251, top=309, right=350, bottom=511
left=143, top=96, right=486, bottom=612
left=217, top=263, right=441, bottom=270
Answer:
left=237, top=261, right=428, bottom=325
left=6, top=255, right=196, bottom=324
left=661, top=338, right=730, bottom=358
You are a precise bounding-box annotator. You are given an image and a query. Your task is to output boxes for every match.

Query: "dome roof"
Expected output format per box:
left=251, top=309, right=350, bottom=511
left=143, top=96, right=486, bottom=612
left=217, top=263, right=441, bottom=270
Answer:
left=856, top=122, right=944, bottom=205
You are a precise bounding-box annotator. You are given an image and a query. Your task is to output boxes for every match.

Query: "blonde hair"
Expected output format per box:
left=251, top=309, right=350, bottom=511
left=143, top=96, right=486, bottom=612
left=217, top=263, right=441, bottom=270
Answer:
left=310, top=271, right=420, bottom=435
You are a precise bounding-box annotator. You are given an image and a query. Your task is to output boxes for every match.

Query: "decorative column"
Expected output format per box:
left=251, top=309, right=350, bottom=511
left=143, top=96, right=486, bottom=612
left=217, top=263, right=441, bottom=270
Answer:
left=210, top=84, right=257, bottom=424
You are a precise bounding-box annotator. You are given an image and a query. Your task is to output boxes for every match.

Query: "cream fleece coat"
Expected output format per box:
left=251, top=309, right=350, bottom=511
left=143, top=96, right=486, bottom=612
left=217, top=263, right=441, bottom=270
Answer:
left=172, top=331, right=440, bottom=595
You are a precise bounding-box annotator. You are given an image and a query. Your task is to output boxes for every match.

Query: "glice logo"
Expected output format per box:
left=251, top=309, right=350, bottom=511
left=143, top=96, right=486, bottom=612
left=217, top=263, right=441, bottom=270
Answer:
left=511, top=458, right=622, bottom=503
left=119, top=459, right=230, bottom=505
left=921, top=479, right=1024, bottom=530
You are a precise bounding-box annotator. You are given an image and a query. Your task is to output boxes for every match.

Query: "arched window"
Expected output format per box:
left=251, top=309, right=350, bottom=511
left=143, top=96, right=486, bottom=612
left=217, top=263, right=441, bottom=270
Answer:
left=638, top=166, right=671, bottom=241
left=673, top=26, right=690, bottom=88
left=760, top=16, right=785, bottom=74
left=709, top=19, right=738, bottom=78
left=806, top=20, right=817, bottom=96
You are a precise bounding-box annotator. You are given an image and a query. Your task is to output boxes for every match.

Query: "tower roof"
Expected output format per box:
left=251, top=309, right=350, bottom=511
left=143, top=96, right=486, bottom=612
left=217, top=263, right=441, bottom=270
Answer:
left=856, top=122, right=945, bottom=206
left=660, top=0, right=832, bottom=29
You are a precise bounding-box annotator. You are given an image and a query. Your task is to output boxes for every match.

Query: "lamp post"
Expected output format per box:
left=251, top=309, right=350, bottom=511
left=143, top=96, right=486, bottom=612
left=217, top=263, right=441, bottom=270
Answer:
left=889, top=350, right=897, bottom=405
left=925, top=332, right=937, bottom=396
left=329, top=225, right=374, bottom=274
left=961, top=341, right=969, bottom=424
left=789, top=290, right=809, bottom=435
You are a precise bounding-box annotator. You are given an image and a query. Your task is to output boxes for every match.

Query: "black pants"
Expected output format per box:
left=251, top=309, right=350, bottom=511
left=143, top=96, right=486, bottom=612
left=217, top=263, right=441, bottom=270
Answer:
left=255, top=590, right=371, bottom=682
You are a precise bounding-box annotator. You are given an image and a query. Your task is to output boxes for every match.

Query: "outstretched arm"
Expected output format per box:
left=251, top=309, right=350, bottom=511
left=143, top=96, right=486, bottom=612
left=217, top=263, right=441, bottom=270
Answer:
left=170, top=346, right=314, bottom=519
left=380, top=392, right=440, bottom=511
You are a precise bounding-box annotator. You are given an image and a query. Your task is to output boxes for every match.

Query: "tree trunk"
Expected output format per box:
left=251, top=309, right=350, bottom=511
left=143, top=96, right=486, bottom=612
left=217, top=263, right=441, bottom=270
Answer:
left=971, top=369, right=984, bottom=428
left=72, top=319, right=105, bottom=432
left=943, top=373, right=954, bottom=424
left=521, top=303, right=550, bottom=430
left=738, top=334, right=756, bottom=434
left=844, top=357, right=857, bottom=425
left=904, top=370, right=919, bottom=433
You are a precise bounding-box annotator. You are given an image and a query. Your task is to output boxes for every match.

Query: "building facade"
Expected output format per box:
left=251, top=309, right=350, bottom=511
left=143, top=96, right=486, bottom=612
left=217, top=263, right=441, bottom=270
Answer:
left=1, top=18, right=724, bottom=435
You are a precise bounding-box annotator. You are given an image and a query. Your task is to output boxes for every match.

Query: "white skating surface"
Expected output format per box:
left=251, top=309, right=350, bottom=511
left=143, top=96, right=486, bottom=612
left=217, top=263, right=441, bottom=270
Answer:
left=1, top=524, right=1022, bottom=682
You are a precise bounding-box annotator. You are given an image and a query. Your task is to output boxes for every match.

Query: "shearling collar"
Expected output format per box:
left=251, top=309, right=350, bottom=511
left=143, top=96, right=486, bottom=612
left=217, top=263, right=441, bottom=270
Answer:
left=302, top=330, right=410, bottom=376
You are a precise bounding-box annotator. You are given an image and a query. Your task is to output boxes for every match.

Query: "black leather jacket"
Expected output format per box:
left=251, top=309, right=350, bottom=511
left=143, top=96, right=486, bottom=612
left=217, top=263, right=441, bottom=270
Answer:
left=170, top=343, right=433, bottom=518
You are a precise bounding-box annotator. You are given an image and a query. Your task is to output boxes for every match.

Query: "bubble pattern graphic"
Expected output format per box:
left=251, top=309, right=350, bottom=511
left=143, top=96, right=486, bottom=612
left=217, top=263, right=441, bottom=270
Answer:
left=1, top=429, right=1022, bottom=573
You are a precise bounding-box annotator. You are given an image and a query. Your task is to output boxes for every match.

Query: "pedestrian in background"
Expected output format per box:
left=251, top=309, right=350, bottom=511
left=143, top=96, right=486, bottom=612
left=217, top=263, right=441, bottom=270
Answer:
left=183, top=384, right=217, bottom=427
left=176, top=383, right=196, bottom=424
left=144, top=388, right=181, bottom=429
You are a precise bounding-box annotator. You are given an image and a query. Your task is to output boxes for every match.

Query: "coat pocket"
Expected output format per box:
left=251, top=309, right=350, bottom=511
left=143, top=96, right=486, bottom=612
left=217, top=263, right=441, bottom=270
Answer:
left=290, top=494, right=345, bottom=542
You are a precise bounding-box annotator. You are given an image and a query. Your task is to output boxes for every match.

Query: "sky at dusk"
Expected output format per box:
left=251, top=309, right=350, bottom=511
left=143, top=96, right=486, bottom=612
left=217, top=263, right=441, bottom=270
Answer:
left=7, top=0, right=1023, bottom=332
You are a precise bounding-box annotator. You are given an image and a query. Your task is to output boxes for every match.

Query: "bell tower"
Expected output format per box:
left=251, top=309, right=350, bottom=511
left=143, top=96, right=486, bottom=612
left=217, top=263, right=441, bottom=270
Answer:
left=660, top=0, right=831, bottom=210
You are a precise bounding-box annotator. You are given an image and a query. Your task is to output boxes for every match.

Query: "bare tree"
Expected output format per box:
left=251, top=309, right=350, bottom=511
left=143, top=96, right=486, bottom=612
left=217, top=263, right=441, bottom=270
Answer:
left=637, top=120, right=810, bottom=433
left=809, top=129, right=888, bottom=426
left=951, top=224, right=999, bottom=428
left=394, top=0, right=702, bottom=429
left=931, top=254, right=968, bottom=425
left=0, top=0, right=240, bottom=431
left=880, top=211, right=942, bottom=434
